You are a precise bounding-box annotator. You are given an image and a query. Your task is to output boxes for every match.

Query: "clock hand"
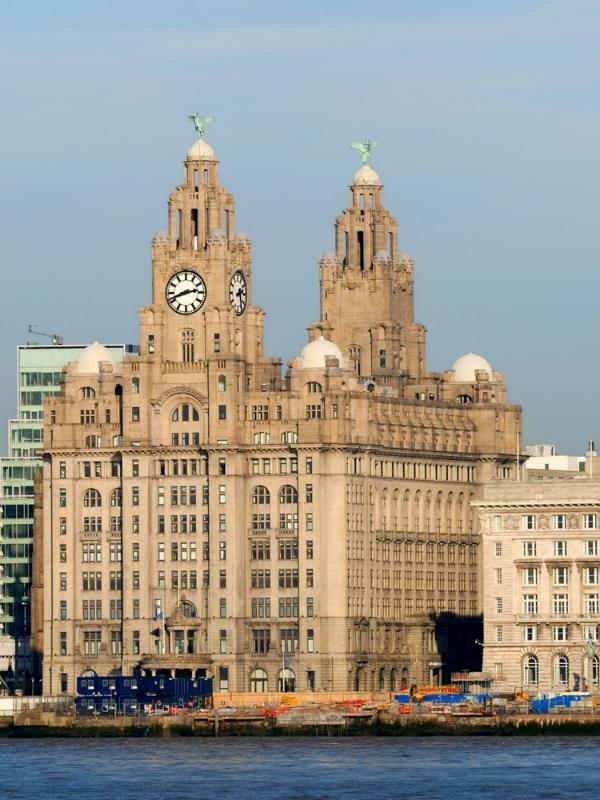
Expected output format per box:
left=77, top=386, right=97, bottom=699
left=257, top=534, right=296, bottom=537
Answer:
left=170, top=287, right=197, bottom=301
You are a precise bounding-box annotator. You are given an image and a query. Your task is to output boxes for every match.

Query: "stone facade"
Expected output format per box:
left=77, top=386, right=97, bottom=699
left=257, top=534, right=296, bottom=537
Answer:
left=39, top=135, right=521, bottom=695
left=477, top=479, right=600, bottom=694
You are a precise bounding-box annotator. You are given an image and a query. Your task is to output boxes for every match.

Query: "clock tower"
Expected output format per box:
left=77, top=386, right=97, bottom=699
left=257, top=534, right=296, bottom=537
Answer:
left=138, top=126, right=281, bottom=439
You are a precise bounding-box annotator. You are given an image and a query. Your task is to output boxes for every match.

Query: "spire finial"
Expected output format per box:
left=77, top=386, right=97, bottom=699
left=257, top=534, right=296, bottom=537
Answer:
left=351, top=139, right=377, bottom=165
left=188, top=113, right=214, bottom=140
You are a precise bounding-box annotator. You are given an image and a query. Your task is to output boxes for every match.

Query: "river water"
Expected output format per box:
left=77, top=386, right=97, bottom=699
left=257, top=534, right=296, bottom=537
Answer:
left=0, top=736, right=597, bottom=799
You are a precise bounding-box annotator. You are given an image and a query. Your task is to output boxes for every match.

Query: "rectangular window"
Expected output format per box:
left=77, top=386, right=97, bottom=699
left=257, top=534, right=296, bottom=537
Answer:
left=278, top=597, right=299, bottom=618
left=306, top=597, right=314, bottom=617
left=131, top=406, right=140, bottom=422
left=219, top=598, right=227, bottom=618
left=132, top=542, right=140, bottom=562
left=305, top=484, right=313, bottom=503
left=522, top=541, right=536, bottom=557
left=252, top=628, right=270, bottom=654
left=585, top=593, right=599, bottom=615
left=251, top=569, right=271, bottom=589
left=553, top=625, right=568, bottom=641
left=132, top=570, right=140, bottom=590
left=553, top=593, right=569, bottom=615
left=553, top=567, right=568, bottom=586
left=554, top=541, right=567, bottom=557
left=132, top=631, right=140, bottom=655
left=495, top=568, right=503, bottom=585
left=583, top=624, right=598, bottom=642
left=306, top=568, right=314, bottom=588
left=522, top=594, right=538, bottom=615
left=523, top=567, right=538, bottom=586
left=523, top=625, right=537, bottom=642
left=306, top=540, right=313, bottom=559
left=584, top=540, right=599, bottom=556
left=494, top=542, right=502, bottom=557
left=132, top=486, right=140, bottom=506
left=251, top=597, right=271, bottom=618
left=553, top=514, right=566, bottom=530
left=522, top=515, right=536, bottom=530
left=280, top=628, right=299, bottom=654
left=584, top=513, right=598, bottom=530
left=219, top=629, right=228, bottom=654
left=278, top=539, right=299, bottom=560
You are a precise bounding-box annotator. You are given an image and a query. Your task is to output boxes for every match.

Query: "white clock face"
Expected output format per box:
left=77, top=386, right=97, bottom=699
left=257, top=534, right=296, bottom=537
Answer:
left=165, top=270, right=206, bottom=315
left=229, top=271, right=247, bottom=315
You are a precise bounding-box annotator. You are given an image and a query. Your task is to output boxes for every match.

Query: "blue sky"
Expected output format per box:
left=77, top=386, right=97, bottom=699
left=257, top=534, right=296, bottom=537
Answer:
left=1, top=0, right=599, bottom=453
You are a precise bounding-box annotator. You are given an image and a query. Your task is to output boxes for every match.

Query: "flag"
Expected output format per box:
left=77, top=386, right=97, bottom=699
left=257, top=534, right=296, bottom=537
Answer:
left=283, top=654, right=290, bottom=669
left=154, top=610, right=163, bottom=621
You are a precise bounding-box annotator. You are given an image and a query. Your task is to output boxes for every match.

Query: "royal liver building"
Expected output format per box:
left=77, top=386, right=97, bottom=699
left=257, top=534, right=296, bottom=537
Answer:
left=37, top=123, right=520, bottom=694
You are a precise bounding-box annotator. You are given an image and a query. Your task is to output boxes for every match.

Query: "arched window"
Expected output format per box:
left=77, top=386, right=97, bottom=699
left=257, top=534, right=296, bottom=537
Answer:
left=131, top=377, right=140, bottom=394
left=218, top=375, right=227, bottom=392
left=378, top=667, right=386, bottom=691
left=281, top=431, right=298, bottom=444
left=279, top=485, right=298, bottom=505
left=254, top=432, right=271, bottom=445
left=85, top=435, right=101, bottom=448
left=83, top=489, right=101, bottom=507
left=306, top=381, right=322, bottom=394
left=554, top=654, right=569, bottom=686
left=80, top=387, right=96, bottom=399
left=110, top=488, right=122, bottom=507
left=180, top=601, right=197, bottom=618
left=390, top=668, right=397, bottom=692
left=172, top=404, right=200, bottom=422
left=250, top=668, right=268, bottom=693
left=523, top=655, right=539, bottom=685
left=252, top=486, right=270, bottom=505
left=180, top=329, right=195, bottom=363
left=592, top=655, right=600, bottom=688
left=278, top=667, right=295, bottom=692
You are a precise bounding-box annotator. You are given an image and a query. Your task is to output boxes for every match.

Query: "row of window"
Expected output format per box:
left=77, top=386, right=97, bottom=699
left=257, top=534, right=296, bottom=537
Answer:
left=494, top=565, right=600, bottom=586
left=249, top=569, right=314, bottom=589
left=250, top=456, right=312, bottom=475
left=77, top=538, right=315, bottom=564
left=521, top=653, right=600, bottom=687
left=497, top=624, right=599, bottom=643
left=348, top=569, right=478, bottom=592
left=495, top=593, right=600, bottom=615
left=496, top=514, right=598, bottom=532
left=498, top=540, right=600, bottom=558
left=250, top=597, right=315, bottom=618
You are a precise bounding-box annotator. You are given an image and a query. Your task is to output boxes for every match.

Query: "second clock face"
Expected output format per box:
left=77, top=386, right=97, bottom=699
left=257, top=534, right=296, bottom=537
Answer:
left=165, top=270, right=206, bottom=315
left=229, top=271, right=247, bottom=315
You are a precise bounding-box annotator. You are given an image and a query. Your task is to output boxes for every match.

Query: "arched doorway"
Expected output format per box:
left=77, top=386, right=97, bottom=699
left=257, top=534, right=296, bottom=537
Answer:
left=278, top=668, right=295, bottom=692
left=250, top=668, right=268, bottom=693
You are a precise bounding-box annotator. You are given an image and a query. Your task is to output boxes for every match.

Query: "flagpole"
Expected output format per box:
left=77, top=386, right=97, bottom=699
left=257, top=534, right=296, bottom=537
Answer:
left=162, top=585, right=166, bottom=656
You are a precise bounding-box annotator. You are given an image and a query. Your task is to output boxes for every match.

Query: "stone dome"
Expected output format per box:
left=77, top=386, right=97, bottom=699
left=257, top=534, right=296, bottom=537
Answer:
left=352, top=164, right=381, bottom=186
left=450, top=353, right=493, bottom=382
left=299, top=336, right=346, bottom=369
left=72, top=342, right=117, bottom=375
left=186, top=139, right=216, bottom=161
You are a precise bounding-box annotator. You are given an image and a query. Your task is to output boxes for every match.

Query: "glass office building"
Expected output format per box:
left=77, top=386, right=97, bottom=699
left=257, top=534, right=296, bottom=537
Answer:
left=0, top=344, right=137, bottom=646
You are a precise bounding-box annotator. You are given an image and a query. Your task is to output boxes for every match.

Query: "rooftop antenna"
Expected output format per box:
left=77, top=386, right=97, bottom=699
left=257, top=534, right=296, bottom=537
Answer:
left=27, top=325, right=64, bottom=346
